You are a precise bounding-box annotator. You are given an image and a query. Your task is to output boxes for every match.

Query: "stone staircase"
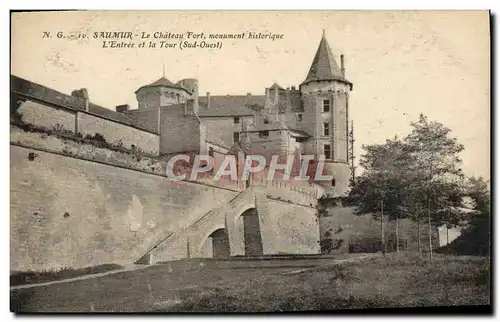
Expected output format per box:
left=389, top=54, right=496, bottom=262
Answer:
left=135, top=187, right=255, bottom=264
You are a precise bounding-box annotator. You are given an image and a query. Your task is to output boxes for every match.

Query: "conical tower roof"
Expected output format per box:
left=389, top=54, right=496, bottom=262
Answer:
left=301, top=33, right=352, bottom=88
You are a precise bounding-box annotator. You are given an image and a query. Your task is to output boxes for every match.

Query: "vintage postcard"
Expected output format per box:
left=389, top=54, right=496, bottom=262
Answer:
left=9, top=10, right=491, bottom=313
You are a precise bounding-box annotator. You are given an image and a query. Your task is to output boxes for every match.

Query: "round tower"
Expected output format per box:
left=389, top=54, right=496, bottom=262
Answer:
left=177, top=78, right=199, bottom=98
left=135, top=77, right=194, bottom=109
left=299, top=32, right=353, bottom=197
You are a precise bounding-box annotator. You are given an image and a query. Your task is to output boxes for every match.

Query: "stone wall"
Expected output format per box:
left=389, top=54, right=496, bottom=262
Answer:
left=10, top=144, right=239, bottom=271
left=122, top=108, right=159, bottom=133
left=319, top=205, right=440, bottom=254
left=201, top=116, right=253, bottom=148
left=152, top=186, right=321, bottom=262
left=12, top=79, right=160, bottom=157
left=10, top=87, right=326, bottom=271
left=259, top=199, right=320, bottom=255
left=10, top=126, right=164, bottom=175
left=158, top=105, right=201, bottom=155
left=10, top=124, right=324, bottom=270
left=333, top=91, right=348, bottom=162
left=77, top=112, right=159, bottom=155
left=17, top=100, right=76, bottom=133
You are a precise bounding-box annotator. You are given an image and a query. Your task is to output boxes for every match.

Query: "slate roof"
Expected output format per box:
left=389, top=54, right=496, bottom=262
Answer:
left=87, top=103, right=140, bottom=127
left=197, top=95, right=266, bottom=117
left=135, top=77, right=189, bottom=94
left=302, top=35, right=352, bottom=88
left=11, top=75, right=85, bottom=111
left=147, top=77, right=176, bottom=87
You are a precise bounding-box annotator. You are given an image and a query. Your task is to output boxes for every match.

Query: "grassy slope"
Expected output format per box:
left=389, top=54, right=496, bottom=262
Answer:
left=11, top=254, right=490, bottom=313
left=169, top=254, right=490, bottom=312
left=10, top=263, right=124, bottom=286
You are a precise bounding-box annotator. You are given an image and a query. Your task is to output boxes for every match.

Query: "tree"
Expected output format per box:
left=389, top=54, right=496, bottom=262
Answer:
left=348, top=115, right=467, bottom=256
left=462, top=176, right=491, bottom=255
left=404, top=114, right=465, bottom=258
left=348, top=137, right=416, bottom=252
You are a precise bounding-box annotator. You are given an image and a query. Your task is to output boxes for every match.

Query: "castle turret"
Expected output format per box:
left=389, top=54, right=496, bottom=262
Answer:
left=300, top=32, right=353, bottom=196
left=135, top=76, right=197, bottom=109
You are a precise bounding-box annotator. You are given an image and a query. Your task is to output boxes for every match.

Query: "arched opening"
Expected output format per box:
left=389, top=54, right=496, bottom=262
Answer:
left=241, top=208, right=263, bottom=257
left=209, top=228, right=230, bottom=259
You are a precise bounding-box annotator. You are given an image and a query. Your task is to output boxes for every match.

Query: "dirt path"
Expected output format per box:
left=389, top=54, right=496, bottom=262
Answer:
left=280, top=254, right=375, bottom=275
left=10, top=254, right=376, bottom=291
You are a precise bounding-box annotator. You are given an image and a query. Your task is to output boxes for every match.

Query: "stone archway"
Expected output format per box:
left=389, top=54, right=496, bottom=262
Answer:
left=240, top=208, right=263, bottom=257
left=208, top=228, right=230, bottom=259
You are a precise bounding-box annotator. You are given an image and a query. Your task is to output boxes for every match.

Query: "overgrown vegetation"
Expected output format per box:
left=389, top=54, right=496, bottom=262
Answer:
left=10, top=263, right=124, bottom=286
left=437, top=177, right=491, bottom=256
left=11, top=109, right=153, bottom=159
left=346, top=114, right=490, bottom=256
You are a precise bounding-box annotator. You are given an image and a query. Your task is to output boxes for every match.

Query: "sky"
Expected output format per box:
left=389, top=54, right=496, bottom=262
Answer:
left=11, top=11, right=490, bottom=179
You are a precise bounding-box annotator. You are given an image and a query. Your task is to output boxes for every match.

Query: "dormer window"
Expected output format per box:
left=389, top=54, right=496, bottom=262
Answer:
left=263, top=118, right=269, bottom=124
left=323, top=99, right=330, bottom=112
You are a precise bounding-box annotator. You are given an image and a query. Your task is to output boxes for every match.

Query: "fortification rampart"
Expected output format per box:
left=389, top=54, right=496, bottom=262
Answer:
left=10, top=75, right=323, bottom=271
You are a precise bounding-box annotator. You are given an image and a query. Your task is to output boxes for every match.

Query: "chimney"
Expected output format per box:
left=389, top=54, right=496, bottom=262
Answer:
left=246, top=92, right=252, bottom=105
left=71, top=88, right=89, bottom=111
left=291, top=86, right=296, bottom=91
left=340, top=54, right=345, bottom=78
left=206, top=92, right=210, bottom=109
left=115, top=104, right=130, bottom=113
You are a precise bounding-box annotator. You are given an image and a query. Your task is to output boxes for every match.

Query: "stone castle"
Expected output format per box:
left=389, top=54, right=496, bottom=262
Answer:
left=10, top=33, right=355, bottom=271
left=120, top=31, right=353, bottom=196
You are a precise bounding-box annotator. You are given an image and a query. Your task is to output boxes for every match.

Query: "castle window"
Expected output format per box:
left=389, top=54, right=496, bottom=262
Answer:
left=259, top=130, right=269, bottom=138
left=323, top=123, right=330, bottom=136
left=234, top=117, right=240, bottom=124
left=263, top=118, right=269, bottom=124
left=233, top=132, right=240, bottom=143
left=296, top=137, right=307, bottom=143
left=323, top=99, right=330, bottom=112
left=208, top=147, right=214, bottom=157
left=332, top=179, right=336, bottom=187
left=297, top=114, right=303, bottom=122
left=324, top=144, right=331, bottom=159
